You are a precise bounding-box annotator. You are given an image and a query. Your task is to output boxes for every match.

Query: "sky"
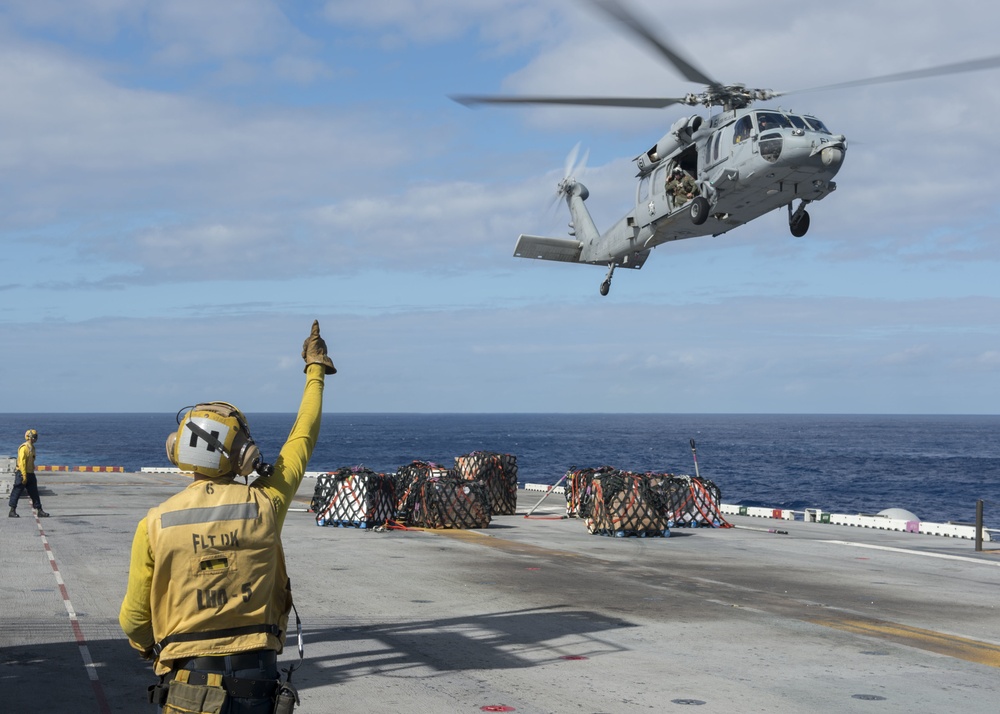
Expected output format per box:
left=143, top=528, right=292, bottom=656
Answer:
left=2, top=0, right=999, bottom=414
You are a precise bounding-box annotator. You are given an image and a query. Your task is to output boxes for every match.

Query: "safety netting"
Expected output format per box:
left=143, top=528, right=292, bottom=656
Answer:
left=312, top=466, right=396, bottom=528
left=564, top=467, right=729, bottom=536
left=454, top=451, right=518, bottom=515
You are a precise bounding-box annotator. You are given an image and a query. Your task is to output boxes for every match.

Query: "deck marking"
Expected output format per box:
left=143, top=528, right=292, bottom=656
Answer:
left=821, top=540, right=1000, bottom=566
left=429, top=528, right=1000, bottom=668
left=35, top=514, right=113, bottom=713
left=807, top=615, right=1000, bottom=668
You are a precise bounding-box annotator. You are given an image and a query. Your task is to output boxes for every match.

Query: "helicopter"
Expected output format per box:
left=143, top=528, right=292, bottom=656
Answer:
left=453, top=0, right=1000, bottom=296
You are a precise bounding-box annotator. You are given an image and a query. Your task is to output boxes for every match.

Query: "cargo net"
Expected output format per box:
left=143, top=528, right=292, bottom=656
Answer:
left=586, top=471, right=670, bottom=537
left=393, top=461, right=492, bottom=529
left=312, top=466, right=396, bottom=529
left=454, top=451, right=518, bottom=515
left=567, top=468, right=730, bottom=536
left=393, top=461, right=449, bottom=524
left=646, top=473, right=726, bottom=528
left=565, top=466, right=618, bottom=519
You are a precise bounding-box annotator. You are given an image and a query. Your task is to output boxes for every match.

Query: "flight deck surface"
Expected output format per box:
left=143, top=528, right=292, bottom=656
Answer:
left=3, top=471, right=999, bottom=713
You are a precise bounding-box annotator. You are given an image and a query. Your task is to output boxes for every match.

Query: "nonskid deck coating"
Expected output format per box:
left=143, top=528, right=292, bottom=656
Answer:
left=3, top=471, right=1000, bottom=713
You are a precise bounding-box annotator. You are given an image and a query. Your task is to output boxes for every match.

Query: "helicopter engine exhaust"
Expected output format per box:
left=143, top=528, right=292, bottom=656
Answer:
left=642, top=115, right=704, bottom=166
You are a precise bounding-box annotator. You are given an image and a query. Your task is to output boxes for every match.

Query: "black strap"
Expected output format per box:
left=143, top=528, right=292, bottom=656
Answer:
left=153, top=624, right=281, bottom=657
left=147, top=679, right=170, bottom=706
left=174, top=649, right=276, bottom=672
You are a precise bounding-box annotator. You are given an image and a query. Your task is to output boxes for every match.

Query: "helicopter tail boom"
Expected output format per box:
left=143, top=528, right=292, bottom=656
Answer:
left=561, top=179, right=602, bottom=248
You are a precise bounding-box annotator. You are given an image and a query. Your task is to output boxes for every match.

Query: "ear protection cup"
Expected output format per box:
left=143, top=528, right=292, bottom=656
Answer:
left=227, top=425, right=260, bottom=478
left=166, top=432, right=178, bottom=466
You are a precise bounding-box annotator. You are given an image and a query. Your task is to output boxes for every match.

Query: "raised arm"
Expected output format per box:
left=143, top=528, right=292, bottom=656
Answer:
left=255, top=320, right=336, bottom=530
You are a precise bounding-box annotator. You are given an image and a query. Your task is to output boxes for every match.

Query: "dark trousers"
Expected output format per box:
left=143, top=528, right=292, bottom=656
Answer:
left=9, top=471, right=42, bottom=510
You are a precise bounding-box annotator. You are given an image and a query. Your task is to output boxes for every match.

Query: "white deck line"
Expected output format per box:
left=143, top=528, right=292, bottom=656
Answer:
left=821, top=540, right=1000, bottom=566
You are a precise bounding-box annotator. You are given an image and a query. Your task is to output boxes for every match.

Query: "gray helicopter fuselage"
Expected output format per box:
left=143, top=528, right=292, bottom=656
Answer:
left=480, top=0, right=998, bottom=294
left=574, top=107, right=846, bottom=267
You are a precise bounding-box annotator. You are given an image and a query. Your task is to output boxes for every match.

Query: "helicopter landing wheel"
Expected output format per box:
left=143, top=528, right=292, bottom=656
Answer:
left=600, top=263, right=615, bottom=296
left=689, top=196, right=710, bottom=225
left=790, top=210, right=810, bottom=237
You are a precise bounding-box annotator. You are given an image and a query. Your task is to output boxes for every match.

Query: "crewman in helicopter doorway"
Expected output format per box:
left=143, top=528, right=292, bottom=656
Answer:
left=119, top=320, right=336, bottom=714
left=665, top=165, right=698, bottom=210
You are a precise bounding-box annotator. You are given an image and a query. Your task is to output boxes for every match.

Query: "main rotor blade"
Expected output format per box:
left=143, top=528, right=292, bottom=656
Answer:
left=451, top=94, right=684, bottom=109
left=587, top=0, right=720, bottom=89
left=781, top=53, right=1000, bottom=96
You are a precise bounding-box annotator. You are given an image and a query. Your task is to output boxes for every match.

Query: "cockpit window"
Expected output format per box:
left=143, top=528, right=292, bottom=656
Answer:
left=755, top=112, right=792, bottom=132
left=733, top=115, right=753, bottom=144
left=803, top=116, right=831, bottom=134
left=785, top=115, right=808, bottom=130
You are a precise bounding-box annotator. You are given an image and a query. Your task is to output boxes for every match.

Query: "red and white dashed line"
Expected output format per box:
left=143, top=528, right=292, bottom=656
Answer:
left=35, top=514, right=112, bottom=714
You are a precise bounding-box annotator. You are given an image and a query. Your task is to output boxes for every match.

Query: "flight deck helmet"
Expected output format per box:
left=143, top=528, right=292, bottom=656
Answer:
left=165, top=402, right=263, bottom=479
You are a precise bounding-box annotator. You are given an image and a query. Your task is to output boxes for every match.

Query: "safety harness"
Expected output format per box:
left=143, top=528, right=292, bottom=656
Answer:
left=148, top=604, right=304, bottom=709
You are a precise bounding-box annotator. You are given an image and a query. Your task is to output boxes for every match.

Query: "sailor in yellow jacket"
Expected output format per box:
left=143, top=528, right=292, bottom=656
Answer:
left=119, top=320, right=336, bottom=713
left=9, top=429, right=48, bottom=518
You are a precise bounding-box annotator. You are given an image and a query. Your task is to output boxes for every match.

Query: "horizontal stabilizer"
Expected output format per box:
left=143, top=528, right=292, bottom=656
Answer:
left=514, top=235, right=583, bottom=263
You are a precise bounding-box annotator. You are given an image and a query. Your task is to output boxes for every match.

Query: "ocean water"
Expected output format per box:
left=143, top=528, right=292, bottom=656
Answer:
left=2, top=413, right=998, bottom=524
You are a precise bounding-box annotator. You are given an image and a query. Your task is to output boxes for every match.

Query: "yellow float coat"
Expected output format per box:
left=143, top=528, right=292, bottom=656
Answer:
left=119, top=364, right=326, bottom=674
left=18, top=439, right=35, bottom=474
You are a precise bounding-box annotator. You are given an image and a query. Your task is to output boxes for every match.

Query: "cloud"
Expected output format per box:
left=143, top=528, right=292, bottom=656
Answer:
left=878, top=345, right=932, bottom=367
left=1, top=0, right=143, bottom=42
left=2, top=0, right=321, bottom=67
left=145, top=0, right=308, bottom=66
left=3, top=0, right=1000, bottom=415
left=320, top=0, right=564, bottom=48
left=4, top=294, right=998, bottom=413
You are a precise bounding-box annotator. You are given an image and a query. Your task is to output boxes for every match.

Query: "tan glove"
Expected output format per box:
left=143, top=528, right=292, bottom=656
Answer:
left=302, top=320, right=337, bottom=375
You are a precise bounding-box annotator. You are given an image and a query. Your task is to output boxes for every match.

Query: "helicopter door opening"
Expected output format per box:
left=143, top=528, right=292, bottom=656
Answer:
left=676, top=146, right=698, bottom=178
left=665, top=147, right=700, bottom=213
